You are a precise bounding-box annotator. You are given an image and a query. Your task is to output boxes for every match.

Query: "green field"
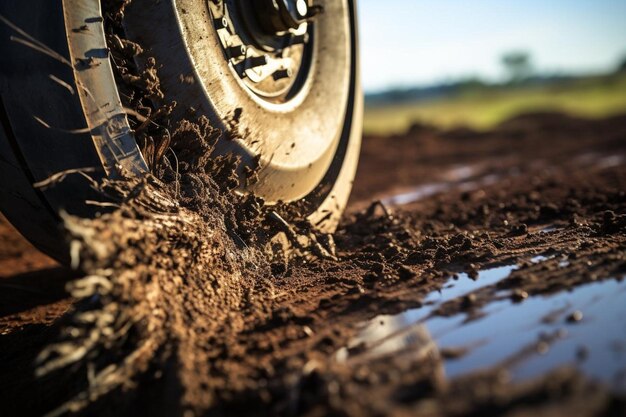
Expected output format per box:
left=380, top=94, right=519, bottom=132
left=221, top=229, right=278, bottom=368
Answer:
left=364, top=73, right=626, bottom=135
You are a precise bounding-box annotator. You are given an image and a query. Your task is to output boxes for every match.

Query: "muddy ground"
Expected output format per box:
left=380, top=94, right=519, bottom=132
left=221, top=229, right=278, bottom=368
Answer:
left=1, top=112, right=626, bottom=416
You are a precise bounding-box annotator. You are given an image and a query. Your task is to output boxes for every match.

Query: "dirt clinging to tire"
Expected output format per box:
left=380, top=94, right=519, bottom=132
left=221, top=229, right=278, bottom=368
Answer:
left=36, top=175, right=269, bottom=416
left=29, top=3, right=336, bottom=414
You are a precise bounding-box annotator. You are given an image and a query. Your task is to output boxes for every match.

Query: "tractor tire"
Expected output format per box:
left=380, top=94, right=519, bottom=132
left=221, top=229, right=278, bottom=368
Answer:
left=0, top=0, right=362, bottom=263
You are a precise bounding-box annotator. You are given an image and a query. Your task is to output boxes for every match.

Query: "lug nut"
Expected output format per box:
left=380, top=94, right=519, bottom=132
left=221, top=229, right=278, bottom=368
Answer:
left=273, top=68, right=293, bottom=80
left=228, top=45, right=246, bottom=58
left=247, top=55, right=269, bottom=68
left=214, top=17, right=228, bottom=29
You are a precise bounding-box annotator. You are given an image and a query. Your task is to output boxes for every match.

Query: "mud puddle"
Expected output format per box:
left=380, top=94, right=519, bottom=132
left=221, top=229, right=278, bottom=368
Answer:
left=574, top=152, right=626, bottom=170
left=380, top=150, right=622, bottom=207
left=381, top=164, right=504, bottom=206
left=340, top=257, right=626, bottom=391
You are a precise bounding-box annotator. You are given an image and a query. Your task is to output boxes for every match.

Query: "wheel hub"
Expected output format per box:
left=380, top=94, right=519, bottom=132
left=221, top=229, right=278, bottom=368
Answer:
left=209, top=0, right=321, bottom=101
left=121, top=0, right=354, bottom=205
left=253, top=0, right=310, bottom=33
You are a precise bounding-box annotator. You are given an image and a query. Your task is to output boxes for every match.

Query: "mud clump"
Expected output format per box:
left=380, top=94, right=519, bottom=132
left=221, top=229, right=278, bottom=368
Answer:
left=29, top=174, right=262, bottom=415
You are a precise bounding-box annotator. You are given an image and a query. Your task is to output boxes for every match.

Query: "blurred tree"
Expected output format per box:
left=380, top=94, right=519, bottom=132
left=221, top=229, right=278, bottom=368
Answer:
left=618, top=55, right=626, bottom=73
left=455, top=77, right=488, bottom=94
left=501, top=51, right=533, bottom=83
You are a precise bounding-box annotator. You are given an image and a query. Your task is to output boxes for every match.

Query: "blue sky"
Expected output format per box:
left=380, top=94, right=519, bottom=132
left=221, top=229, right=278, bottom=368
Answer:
left=358, top=0, right=626, bottom=92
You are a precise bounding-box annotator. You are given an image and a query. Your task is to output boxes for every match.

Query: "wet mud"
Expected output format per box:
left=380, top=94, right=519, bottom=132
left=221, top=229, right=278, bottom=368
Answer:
left=1, top=111, right=625, bottom=416
left=1, top=3, right=625, bottom=414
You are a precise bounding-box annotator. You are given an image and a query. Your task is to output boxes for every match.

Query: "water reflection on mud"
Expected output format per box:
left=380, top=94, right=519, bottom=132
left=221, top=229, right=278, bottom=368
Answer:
left=338, top=263, right=626, bottom=391
left=382, top=152, right=624, bottom=207
left=381, top=164, right=503, bottom=206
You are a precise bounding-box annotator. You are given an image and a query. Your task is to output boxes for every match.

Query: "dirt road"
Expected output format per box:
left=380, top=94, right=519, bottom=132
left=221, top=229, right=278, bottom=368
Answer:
left=1, top=112, right=625, bottom=416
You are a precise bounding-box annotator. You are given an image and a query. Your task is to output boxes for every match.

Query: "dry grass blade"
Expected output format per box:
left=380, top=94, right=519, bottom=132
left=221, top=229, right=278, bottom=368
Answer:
left=49, top=74, right=76, bottom=95
left=0, top=15, right=72, bottom=66
left=33, top=167, right=99, bottom=190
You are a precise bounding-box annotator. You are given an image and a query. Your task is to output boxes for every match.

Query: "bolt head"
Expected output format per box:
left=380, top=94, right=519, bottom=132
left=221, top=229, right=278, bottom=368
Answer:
left=272, top=68, right=293, bottom=80
left=248, top=55, right=269, bottom=68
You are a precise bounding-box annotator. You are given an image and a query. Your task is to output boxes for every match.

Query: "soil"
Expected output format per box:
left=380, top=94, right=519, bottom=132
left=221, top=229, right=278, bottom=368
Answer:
left=1, top=111, right=625, bottom=416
